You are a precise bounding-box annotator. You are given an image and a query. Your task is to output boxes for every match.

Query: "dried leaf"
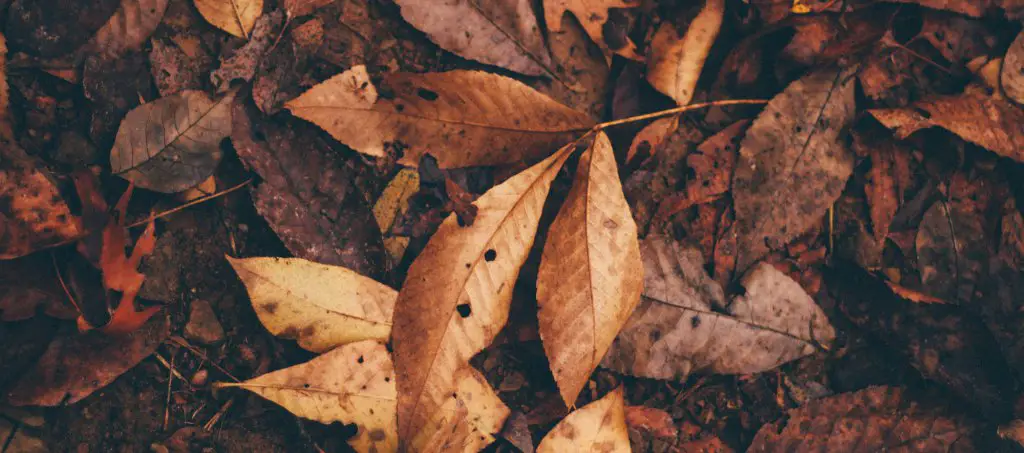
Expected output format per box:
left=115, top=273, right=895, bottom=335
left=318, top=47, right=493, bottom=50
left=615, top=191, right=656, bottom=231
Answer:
left=536, top=387, right=630, bottom=453
left=537, top=12, right=611, bottom=119
left=916, top=201, right=986, bottom=304
left=194, top=0, right=264, bottom=38
left=625, top=116, right=678, bottom=165
left=646, top=0, right=724, bottom=106
left=85, top=0, right=170, bottom=58
left=1003, top=30, right=1024, bottom=104
left=286, top=65, right=593, bottom=168
left=748, top=386, right=980, bottom=452
left=7, top=315, right=168, bottom=406
left=283, top=0, right=333, bottom=17
left=110, top=90, right=234, bottom=193
left=884, top=0, right=996, bottom=17
left=227, top=257, right=396, bottom=353
left=411, top=367, right=510, bottom=452
left=536, top=132, right=643, bottom=407
left=602, top=237, right=835, bottom=380
left=624, top=406, right=677, bottom=439
left=0, top=148, right=82, bottom=260
left=393, top=0, right=552, bottom=76
left=732, top=68, right=856, bottom=271
left=868, top=90, right=1024, bottom=163
left=392, top=145, right=573, bottom=446
left=210, top=10, right=283, bottom=92
left=0, top=255, right=77, bottom=321
left=373, top=169, right=420, bottom=264
left=544, top=0, right=642, bottom=62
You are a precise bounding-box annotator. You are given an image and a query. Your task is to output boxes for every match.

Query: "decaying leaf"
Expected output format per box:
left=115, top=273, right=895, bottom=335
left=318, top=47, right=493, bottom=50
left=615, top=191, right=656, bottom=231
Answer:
left=625, top=116, right=678, bottom=165
left=536, top=387, right=630, bottom=453
left=228, top=257, right=395, bottom=352
left=7, top=315, right=169, bottom=406
left=392, top=145, right=573, bottom=446
left=411, top=366, right=510, bottom=452
left=0, top=254, right=77, bottom=321
left=286, top=65, right=593, bottom=168
left=210, top=10, right=283, bottom=92
left=538, top=11, right=611, bottom=119
left=536, top=132, right=643, bottom=407
left=732, top=68, right=856, bottom=271
left=916, top=201, right=986, bottom=304
left=0, top=148, right=82, bottom=260
left=84, top=0, right=170, bottom=58
left=393, top=0, right=552, bottom=76
left=544, top=0, right=642, bottom=62
left=373, top=168, right=420, bottom=264
left=194, top=0, right=264, bottom=38
left=602, top=237, right=835, bottom=380
left=748, top=386, right=980, bottom=452
left=646, top=0, right=724, bottom=105
left=1003, top=30, right=1024, bottom=104
left=110, top=90, right=234, bottom=193
left=868, top=90, right=1024, bottom=163
left=283, top=0, right=333, bottom=18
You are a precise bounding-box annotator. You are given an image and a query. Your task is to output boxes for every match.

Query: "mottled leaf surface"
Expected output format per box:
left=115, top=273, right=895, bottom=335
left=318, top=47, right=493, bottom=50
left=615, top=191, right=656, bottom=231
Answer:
left=194, top=0, right=263, bottom=38
left=536, top=387, right=630, bottom=453
left=1002, top=30, right=1024, bottom=104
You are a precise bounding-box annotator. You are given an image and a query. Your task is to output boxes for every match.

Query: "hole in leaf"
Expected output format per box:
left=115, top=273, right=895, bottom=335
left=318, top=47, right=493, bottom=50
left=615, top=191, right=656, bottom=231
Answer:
left=416, top=88, right=439, bottom=101
left=484, top=249, right=497, bottom=261
left=457, top=303, right=472, bottom=318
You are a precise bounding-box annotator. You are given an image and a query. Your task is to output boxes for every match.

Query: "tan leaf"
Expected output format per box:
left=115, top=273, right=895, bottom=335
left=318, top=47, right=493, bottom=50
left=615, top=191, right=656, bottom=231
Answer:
left=194, top=0, right=264, bottom=38
left=85, top=0, right=170, bottom=58
left=392, top=145, right=574, bottom=446
left=110, top=90, right=234, bottom=193
left=544, top=0, right=642, bottom=62
left=410, top=367, right=510, bottom=452
left=536, top=132, right=643, bottom=407
left=536, top=387, right=630, bottom=453
left=1003, top=30, right=1024, bottom=104
left=732, top=68, right=856, bottom=271
left=286, top=65, right=593, bottom=168
left=215, top=341, right=398, bottom=453
left=393, top=0, right=553, bottom=76
left=283, top=0, right=333, bottom=17
left=227, top=257, right=396, bottom=353
left=373, top=168, right=420, bottom=265
left=646, top=0, right=724, bottom=105
left=868, top=90, right=1024, bottom=163
left=625, top=116, right=678, bottom=165
left=602, top=237, right=835, bottom=380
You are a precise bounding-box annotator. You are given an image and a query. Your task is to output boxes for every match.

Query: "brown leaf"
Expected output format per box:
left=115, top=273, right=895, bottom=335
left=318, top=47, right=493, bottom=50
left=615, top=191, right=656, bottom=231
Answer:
left=0, top=254, right=77, bottom=321
left=854, top=134, right=903, bottom=242
left=624, top=406, right=677, bottom=439
left=625, top=116, right=678, bottom=166
left=286, top=65, right=593, bottom=168
left=7, top=314, right=169, bottom=406
left=536, top=12, right=611, bottom=120
left=148, top=37, right=215, bottom=97
left=916, top=200, right=986, bottom=304
left=602, top=237, right=835, bottom=380
left=544, top=0, right=642, bottom=62
left=283, top=0, right=333, bottom=17
left=84, top=0, right=170, bottom=59
left=392, top=145, right=573, bottom=446
left=884, top=0, right=997, bottom=18
left=210, top=10, right=283, bottom=92
left=393, top=0, right=553, bottom=76
left=1001, top=30, right=1024, bottom=104
left=0, top=148, right=82, bottom=260
left=536, top=387, right=630, bottom=453
left=110, top=90, right=234, bottom=193
left=868, top=90, right=1024, bottom=163
left=536, top=132, right=643, bottom=407
left=646, top=0, right=724, bottom=106
left=194, top=0, right=264, bottom=38
left=732, top=68, right=856, bottom=271
left=230, top=99, right=384, bottom=277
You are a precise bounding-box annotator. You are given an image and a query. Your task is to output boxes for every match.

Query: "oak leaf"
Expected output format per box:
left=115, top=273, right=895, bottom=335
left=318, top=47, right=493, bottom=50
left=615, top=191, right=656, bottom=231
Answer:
left=228, top=257, right=396, bottom=353
left=110, top=90, right=234, bottom=193
left=393, top=0, right=552, bottom=76
left=646, top=0, right=724, bottom=106
left=194, top=0, right=264, bottom=38
left=602, top=237, right=835, bottom=380
left=286, top=65, right=594, bottom=168
left=544, top=0, right=642, bottom=62
left=732, top=68, right=856, bottom=271
left=1003, top=30, right=1024, bottom=104
left=536, top=132, right=643, bottom=407
left=391, top=145, right=573, bottom=447
left=536, top=387, right=630, bottom=453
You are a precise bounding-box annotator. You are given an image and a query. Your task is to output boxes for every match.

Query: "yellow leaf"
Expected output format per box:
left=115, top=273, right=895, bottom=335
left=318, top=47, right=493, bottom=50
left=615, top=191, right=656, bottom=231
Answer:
left=646, top=0, right=725, bottom=106
left=410, top=367, right=510, bottom=452
left=536, top=132, right=643, bottom=407
left=285, top=65, right=593, bottom=168
left=194, top=0, right=263, bottom=38
left=373, top=168, right=420, bottom=264
left=227, top=257, right=395, bottom=352
left=537, top=387, right=630, bottom=453
left=391, top=145, right=575, bottom=448
left=544, top=0, right=642, bottom=62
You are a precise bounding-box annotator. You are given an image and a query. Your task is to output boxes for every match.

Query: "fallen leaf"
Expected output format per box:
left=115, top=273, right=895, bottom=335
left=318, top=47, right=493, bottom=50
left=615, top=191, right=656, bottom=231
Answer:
left=624, top=406, right=677, bottom=439
left=411, top=366, right=510, bottom=452
left=0, top=148, right=82, bottom=260
left=536, top=12, right=611, bottom=120
left=646, top=0, right=724, bottom=106
left=195, top=0, right=264, bottom=38
left=602, top=236, right=835, bottom=380
left=625, top=116, right=678, bottom=165
left=7, top=314, right=169, bottom=406
left=536, top=132, right=643, bottom=407
left=84, top=0, right=170, bottom=59
left=391, top=145, right=573, bottom=445
left=286, top=65, right=593, bottom=168
left=499, top=411, right=535, bottom=453
left=109, top=90, right=234, bottom=193
left=999, top=420, right=1024, bottom=448
left=1003, top=30, right=1024, bottom=104
left=148, top=37, right=215, bottom=97
left=748, top=386, right=980, bottom=452
left=884, top=0, right=997, bottom=18
left=855, top=134, right=901, bottom=243
left=227, top=256, right=396, bottom=353
left=210, top=10, right=283, bottom=92
left=230, top=99, right=385, bottom=277
left=373, top=169, right=420, bottom=265
left=544, top=0, right=642, bottom=62
left=916, top=200, right=986, bottom=304
left=0, top=254, right=77, bottom=321
left=868, top=90, right=1024, bottom=163
left=283, top=0, right=333, bottom=17
left=536, top=387, right=630, bottom=453
left=732, top=68, right=856, bottom=271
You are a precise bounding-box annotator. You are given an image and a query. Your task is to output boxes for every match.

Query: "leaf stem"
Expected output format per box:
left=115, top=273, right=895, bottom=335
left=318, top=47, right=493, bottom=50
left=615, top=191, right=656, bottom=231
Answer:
left=126, top=178, right=253, bottom=228
left=592, top=99, right=768, bottom=131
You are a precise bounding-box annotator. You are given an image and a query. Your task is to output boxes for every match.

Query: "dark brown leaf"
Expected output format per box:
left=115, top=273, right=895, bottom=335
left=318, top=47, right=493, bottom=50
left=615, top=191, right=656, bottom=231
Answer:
left=916, top=200, right=987, bottom=304
left=0, top=147, right=82, bottom=260
left=0, top=254, right=77, bottom=321
left=210, top=10, right=284, bottom=92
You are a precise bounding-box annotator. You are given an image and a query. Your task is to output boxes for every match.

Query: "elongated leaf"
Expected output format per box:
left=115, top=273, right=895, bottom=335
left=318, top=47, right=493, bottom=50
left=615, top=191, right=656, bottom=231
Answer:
left=544, top=0, right=642, bottom=61
left=916, top=201, right=985, bottom=304
left=194, top=0, right=264, bottom=38
left=732, top=68, right=856, bottom=271
left=646, top=0, right=724, bottom=105
left=536, top=132, right=643, bottom=407
left=85, top=0, right=170, bottom=58
left=393, top=0, right=552, bottom=76
left=1003, top=30, right=1024, bottom=104
left=536, top=387, right=630, bottom=453
left=392, top=145, right=574, bottom=447
left=110, top=90, right=234, bottom=193
left=602, top=237, right=835, bottom=380
left=227, top=257, right=396, bottom=352
left=285, top=65, right=594, bottom=169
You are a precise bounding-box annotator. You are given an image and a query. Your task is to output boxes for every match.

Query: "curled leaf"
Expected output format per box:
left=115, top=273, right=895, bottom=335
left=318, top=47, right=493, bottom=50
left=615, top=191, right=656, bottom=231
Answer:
left=537, top=387, right=630, bottom=453
left=646, top=0, right=725, bottom=105
left=194, top=0, right=264, bottom=38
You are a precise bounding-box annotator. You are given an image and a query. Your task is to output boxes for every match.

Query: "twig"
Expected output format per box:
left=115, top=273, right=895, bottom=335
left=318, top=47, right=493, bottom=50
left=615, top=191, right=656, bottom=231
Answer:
left=127, top=179, right=253, bottom=229
left=163, top=353, right=175, bottom=431
left=592, top=99, right=768, bottom=130
left=167, top=336, right=241, bottom=383
left=154, top=352, right=193, bottom=389
left=50, top=251, right=82, bottom=314
left=203, top=397, right=236, bottom=431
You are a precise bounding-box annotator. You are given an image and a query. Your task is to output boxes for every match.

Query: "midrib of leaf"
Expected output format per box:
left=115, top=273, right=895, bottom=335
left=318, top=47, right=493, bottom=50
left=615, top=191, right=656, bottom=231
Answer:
left=466, top=0, right=551, bottom=73
left=234, top=266, right=392, bottom=326
left=225, top=382, right=395, bottom=402
left=229, top=0, right=248, bottom=38
left=290, top=105, right=591, bottom=134
left=645, top=296, right=817, bottom=345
